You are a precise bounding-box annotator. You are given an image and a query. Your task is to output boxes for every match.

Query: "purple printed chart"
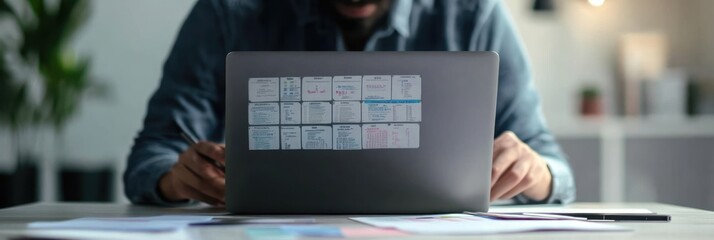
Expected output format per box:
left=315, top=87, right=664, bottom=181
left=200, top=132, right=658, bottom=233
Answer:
left=247, top=75, right=421, bottom=150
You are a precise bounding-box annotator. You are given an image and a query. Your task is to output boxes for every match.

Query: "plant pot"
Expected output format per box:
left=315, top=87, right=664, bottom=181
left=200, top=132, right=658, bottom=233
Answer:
left=58, top=165, right=114, bottom=202
left=0, top=159, right=39, bottom=209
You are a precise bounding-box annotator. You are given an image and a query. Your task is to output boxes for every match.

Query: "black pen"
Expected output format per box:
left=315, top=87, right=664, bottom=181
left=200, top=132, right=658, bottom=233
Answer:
left=548, top=213, right=671, bottom=222
left=180, top=131, right=226, bottom=172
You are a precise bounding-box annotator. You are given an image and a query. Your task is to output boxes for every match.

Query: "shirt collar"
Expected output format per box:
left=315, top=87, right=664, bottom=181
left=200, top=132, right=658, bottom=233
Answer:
left=390, top=0, right=413, bottom=37
left=290, top=0, right=434, bottom=38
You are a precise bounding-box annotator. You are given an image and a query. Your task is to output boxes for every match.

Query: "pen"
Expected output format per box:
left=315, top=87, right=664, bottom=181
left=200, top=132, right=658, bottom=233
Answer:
left=465, top=212, right=669, bottom=222
left=180, top=131, right=226, bottom=172
left=549, top=213, right=671, bottom=222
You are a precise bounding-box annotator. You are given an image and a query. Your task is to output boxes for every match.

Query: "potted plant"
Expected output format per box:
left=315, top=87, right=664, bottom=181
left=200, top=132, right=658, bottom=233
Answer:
left=0, top=0, right=105, bottom=207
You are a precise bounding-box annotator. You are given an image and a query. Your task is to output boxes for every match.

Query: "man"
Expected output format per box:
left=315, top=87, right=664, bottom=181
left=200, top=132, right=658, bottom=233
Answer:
left=125, top=0, right=576, bottom=206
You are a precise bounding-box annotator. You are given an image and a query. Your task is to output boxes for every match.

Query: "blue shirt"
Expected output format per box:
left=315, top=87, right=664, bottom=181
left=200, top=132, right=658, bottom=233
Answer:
left=124, top=0, right=576, bottom=205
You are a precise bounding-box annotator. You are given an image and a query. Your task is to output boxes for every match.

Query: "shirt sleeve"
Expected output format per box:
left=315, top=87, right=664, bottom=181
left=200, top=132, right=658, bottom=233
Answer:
left=123, top=0, right=227, bottom=205
left=471, top=0, right=576, bottom=204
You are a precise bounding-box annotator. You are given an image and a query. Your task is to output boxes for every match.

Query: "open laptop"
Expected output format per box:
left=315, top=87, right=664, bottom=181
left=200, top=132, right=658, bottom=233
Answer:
left=225, top=52, right=499, bottom=214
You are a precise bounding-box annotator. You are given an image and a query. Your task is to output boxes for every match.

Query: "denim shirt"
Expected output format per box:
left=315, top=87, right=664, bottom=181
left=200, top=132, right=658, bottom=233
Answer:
left=124, top=0, right=576, bottom=205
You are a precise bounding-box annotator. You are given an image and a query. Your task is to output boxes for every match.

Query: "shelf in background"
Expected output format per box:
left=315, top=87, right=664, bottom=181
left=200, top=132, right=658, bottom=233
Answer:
left=548, top=115, right=714, bottom=138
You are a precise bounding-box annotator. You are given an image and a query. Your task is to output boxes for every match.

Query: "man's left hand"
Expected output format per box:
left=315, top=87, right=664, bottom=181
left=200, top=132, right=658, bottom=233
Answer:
left=490, top=131, right=552, bottom=202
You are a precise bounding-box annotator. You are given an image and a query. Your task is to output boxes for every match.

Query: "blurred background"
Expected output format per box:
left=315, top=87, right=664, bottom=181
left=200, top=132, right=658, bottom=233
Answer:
left=0, top=0, right=712, bottom=210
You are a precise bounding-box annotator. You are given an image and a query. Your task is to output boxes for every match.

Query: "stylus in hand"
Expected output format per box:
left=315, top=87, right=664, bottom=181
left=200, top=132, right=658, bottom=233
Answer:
left=180, top=131, right=226, bottom=172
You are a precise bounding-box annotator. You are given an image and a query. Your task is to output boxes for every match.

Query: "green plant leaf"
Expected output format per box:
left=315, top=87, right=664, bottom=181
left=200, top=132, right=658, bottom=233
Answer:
left=57, top=0, right=90, bottom=46
left=0, top=0, right=20, bottom=23
left=1, top=0, right=104, bottom=132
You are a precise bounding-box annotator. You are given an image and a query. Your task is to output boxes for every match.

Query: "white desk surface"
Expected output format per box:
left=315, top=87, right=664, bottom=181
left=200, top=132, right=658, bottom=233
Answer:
left=0, top=202, right=712, bottom=239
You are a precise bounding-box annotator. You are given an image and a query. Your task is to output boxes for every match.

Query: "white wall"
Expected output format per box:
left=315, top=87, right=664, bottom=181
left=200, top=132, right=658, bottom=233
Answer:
left=59, top=0, right=195, bottom=166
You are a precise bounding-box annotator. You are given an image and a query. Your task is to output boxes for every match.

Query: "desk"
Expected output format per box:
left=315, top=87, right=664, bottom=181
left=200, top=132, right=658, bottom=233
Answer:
left=0, top=202, right=712, bottom=239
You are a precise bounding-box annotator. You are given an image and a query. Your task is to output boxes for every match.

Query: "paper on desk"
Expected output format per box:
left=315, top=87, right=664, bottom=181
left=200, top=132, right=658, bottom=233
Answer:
left=243, top=225, right=407, bottom=240
left=28, top=215, right=213, bottom=232
left=351, top=214, right=630, bottom=235
left=489, top=207, right=654, bottom=214
left=17, top=229, right=194, bottom=240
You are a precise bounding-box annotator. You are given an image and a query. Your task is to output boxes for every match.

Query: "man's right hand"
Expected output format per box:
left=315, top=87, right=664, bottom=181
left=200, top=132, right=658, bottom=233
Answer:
left=158, top=141, right=226, bottom=206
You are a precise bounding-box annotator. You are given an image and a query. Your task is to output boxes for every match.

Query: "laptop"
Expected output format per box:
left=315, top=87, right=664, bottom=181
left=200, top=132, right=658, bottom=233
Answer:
left=225, top=52, right=499, bottom=214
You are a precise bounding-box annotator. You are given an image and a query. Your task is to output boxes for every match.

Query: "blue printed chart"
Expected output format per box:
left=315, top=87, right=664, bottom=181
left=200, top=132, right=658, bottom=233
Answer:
left=247, top=75, right=421, bottom=150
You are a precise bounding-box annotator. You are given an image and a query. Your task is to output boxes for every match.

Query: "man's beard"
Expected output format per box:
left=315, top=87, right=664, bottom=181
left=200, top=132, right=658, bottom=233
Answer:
left=321, top=0, right=385, bottom=31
